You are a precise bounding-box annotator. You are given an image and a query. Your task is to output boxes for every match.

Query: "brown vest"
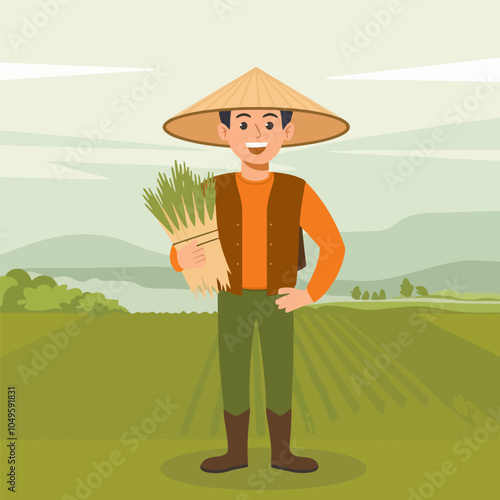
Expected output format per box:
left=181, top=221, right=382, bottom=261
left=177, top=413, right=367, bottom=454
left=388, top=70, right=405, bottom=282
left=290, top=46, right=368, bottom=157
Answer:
left=215, top=172, right=306, bottom=295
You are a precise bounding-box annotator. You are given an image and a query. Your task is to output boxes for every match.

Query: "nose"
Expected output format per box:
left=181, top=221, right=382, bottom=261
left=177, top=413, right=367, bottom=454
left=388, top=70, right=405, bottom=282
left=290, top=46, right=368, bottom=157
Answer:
left=253, top=123, right=261, bottom=139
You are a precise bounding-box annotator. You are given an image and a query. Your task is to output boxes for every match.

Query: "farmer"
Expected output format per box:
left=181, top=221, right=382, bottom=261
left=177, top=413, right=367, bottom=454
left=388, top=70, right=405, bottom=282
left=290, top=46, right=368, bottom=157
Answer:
left=164, top=67, right=349, bottom=473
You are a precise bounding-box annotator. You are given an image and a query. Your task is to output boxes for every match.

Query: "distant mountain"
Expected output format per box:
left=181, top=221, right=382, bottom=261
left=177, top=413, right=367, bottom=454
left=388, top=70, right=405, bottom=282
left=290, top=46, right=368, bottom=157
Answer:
left=303, top=261, right=500, bottom=296
left=0, top=235, right=171, bottom=273
left=24, top=266, right=185, bottom=290
left=26, top=260, right=500, bottom=296
left=303, top=211, right=500, bottom=281
left=2, top=212, right=499, bottom=286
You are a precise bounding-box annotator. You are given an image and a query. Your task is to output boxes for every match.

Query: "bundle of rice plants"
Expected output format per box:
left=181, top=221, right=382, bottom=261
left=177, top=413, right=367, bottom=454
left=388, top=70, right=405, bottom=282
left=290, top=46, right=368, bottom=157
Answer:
left=142, top=161, right=230, bottom=297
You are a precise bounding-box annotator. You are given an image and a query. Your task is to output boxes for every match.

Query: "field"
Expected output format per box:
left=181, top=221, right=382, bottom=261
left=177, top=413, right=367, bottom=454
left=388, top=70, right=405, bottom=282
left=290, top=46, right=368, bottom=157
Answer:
left=1, top=302, right=499, bottom=499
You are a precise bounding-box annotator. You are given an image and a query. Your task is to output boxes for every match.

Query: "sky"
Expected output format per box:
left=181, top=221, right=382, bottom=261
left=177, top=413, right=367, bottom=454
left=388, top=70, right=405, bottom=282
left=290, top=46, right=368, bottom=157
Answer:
left=0, top=0, right=499, bottom=253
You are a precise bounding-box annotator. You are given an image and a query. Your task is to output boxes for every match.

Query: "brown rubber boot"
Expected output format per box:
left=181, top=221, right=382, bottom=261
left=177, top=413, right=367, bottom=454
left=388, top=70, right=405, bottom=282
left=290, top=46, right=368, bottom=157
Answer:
left=266, top=408, right=318, bottom=473
left=200, top=409, right=249, bottom=473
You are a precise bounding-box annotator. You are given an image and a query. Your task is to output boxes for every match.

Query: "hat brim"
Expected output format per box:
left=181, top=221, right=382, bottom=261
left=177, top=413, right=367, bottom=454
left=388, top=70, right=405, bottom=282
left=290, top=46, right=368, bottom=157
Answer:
left=163, top=107, right=350, bottom=148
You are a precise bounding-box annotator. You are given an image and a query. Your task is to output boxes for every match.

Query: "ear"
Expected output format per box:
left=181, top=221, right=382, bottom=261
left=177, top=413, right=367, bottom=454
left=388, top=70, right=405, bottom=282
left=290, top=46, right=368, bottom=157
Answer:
left=218, top=123, right=229, bottom=141
left=283, top=122, right=294, bottom=141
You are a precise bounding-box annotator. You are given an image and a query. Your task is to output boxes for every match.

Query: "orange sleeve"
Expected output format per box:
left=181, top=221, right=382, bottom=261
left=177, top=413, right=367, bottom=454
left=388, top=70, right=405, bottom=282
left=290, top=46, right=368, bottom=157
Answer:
left=169, top=245, right=183, bottom=272
left=300, top=183, right=345, bottom=302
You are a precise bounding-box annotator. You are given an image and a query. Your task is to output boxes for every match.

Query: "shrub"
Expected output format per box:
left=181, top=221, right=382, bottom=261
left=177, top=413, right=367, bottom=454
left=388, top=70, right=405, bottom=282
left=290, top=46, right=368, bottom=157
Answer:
left=27, top=275, right=58, bottom=289
left=1, top=286, right=26, bottom=311
left=6, top=268, right=31, bottom=287
left=416, top=286, right=429, bottom=297
left=76, top=292, right=128, bottom=315
left=362, top=290, right=370, bottom=300
left=372, top=292, right=380, bottom=300
left=0, top=276, right=18, bottom=307
left=350, top=286, right=361, bottom=300
left=379, top=289, right=387, bottom=300
left=400, top=278, right=414, bottom=297
left=2, top=269, right=32, bottom=311
left=1, top=269, right=128, bottom=314
left=19, top=284, right=82, bottom=311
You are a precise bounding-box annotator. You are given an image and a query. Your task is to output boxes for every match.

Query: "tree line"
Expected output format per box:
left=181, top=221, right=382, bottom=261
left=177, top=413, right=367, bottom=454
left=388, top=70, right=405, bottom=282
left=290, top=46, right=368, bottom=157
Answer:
left=351, top=278, right=429, bottom=300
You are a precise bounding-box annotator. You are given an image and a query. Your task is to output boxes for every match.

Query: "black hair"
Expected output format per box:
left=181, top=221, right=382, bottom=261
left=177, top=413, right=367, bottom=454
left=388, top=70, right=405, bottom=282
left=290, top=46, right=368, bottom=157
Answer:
left=219, top=110, right=293, bottom=129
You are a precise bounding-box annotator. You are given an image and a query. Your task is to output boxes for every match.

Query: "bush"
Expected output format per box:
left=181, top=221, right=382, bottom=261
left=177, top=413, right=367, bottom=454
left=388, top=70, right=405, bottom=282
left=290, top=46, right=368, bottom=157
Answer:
left=75, top=292, right=128, bottom=315
left=400, top=278, right=414, bottom=297
left=27, top=275, right=58, bottom=289
left=0, top=276, right=18, bottom=307
left=416, top=286, right=429, bottom=297
left=350, top=286, right=361, bottom=300
left=2, top=285, right=26, bottom=311
left=60, top=295, right=87, bottom=313
left=371, top=292, right=380, bottom=300
left=19, top=284, right=82, bottom=312
left=379, top=289, right=387, bottom=300
left=6, top=268, right=31, bottom=287
left=362, top=290, right=369, bottom=300
left=1, top=269, right=31, bottom=311
left=0, top=269, right=128, bottom=314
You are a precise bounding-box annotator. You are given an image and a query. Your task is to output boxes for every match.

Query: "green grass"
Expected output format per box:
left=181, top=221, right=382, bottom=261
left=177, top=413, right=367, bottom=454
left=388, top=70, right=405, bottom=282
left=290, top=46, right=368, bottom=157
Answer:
left=387, top=290, right=500, bottom=302
left=428, top=290, right=500, bottom=301
left=313, top=300, right=500, bottom=312
left=1, top=304, right=499, bottom=499
left=4, top=438, right=498, bottom=499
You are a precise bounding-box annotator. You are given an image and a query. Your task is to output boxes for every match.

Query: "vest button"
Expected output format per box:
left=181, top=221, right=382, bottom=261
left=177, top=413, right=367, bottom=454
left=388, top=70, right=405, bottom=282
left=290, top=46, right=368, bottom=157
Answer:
left=236, top=223, right=240, bottom=226
left=269, top=242, right=272, bottom=246
left=269, top=223, right=272, bottom=226
left=269, top=262, right=273, bottom=266
left=236, top=242, right=239, bottom=246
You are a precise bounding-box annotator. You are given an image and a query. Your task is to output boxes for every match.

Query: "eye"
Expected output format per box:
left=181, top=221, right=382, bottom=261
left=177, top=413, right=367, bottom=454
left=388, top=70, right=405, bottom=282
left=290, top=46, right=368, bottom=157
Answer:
left=265, top=121, right=274, bottom=130
left=239, top=122, right=248, bottom=130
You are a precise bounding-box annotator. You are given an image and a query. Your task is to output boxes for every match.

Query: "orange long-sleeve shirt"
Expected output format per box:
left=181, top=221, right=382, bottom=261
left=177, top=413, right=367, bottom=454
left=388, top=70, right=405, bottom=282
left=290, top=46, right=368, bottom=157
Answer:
left=236, top=172, right=274, bottom=290
left=170, top=173, right=345, bottom=302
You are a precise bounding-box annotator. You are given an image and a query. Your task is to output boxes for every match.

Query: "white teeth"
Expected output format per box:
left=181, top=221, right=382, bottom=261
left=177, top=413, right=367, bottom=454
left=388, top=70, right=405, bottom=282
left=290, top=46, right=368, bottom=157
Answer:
left=246, top=142, right=267, bottom=148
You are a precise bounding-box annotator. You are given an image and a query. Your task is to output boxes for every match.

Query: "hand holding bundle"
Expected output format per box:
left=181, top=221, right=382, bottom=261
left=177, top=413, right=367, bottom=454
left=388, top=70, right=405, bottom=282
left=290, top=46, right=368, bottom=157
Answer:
left=143, top=161, right=230, bottom=297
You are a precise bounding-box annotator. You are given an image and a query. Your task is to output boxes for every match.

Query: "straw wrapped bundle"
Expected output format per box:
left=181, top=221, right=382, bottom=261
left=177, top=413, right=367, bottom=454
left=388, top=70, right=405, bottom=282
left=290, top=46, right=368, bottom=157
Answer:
left=143, top=161, right=230, bottom=297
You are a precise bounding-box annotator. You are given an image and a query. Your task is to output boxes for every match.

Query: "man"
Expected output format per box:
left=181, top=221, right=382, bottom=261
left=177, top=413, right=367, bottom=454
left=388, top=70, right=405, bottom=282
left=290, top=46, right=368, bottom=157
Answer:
left=165, top=68, right=349, bottom=473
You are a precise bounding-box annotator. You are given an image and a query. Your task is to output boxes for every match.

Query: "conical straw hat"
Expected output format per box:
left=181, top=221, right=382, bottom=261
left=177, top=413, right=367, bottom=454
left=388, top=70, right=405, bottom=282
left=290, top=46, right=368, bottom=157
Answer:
left=163, top=67, right=349, bottom=147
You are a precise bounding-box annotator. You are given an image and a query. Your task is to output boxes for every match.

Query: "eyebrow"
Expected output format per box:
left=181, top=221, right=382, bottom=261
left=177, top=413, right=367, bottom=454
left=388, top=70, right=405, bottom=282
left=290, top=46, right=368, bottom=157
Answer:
left=236, top=113, right=251, bottom=118
left=263, top=113, right=278, bottom=118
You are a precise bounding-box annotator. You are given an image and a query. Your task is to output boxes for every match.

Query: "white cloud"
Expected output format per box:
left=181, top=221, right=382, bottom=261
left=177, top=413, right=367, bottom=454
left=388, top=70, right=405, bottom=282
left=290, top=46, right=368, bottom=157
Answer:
left=327, top=58, right=500, bottom=82
left=0, top=63, right=155, bottom=82
left=0, top=162, right=107, bottom=180
left=0, top=146, right=108, bottom=179
left=0, top=145, right=296, bottom=181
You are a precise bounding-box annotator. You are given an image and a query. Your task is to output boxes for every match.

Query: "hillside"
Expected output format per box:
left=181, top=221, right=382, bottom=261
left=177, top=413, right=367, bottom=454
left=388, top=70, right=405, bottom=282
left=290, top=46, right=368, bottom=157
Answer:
left=0, top=234, right=171, bottom=272
left=1, top=212, right=499, bottom=292
left=302, top=211, right=500, bottom=281
left=319, top=260, right=500, bottom=296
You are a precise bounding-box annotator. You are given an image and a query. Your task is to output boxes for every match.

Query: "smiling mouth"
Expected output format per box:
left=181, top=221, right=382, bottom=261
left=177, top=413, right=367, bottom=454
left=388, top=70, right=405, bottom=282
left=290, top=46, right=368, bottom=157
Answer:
left=246, top=142, right=268, bottom=155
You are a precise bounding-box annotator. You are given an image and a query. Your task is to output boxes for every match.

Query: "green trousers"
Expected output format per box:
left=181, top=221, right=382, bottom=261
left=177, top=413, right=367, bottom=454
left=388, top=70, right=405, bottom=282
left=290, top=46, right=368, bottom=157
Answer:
left=217, top=289, right=294, bottom=416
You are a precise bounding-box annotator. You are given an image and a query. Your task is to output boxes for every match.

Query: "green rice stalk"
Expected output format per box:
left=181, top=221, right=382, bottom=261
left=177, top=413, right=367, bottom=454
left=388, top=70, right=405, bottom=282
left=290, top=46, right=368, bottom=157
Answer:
left=142, top=161, right=216, bottom=234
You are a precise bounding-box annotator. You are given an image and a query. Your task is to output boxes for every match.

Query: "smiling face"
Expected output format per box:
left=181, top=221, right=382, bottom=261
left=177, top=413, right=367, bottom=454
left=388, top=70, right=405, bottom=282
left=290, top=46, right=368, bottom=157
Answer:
left=217, top=109, right=294, bottom=165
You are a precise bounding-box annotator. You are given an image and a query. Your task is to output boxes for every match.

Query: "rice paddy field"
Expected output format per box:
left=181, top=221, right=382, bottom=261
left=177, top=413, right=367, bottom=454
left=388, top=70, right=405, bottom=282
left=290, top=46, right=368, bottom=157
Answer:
left=1, top=301, right=499, bottom=499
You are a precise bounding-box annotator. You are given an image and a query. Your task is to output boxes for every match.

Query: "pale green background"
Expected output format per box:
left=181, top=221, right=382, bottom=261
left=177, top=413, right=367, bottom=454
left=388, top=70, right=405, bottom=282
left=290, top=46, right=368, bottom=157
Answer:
left=0, top=0, right=499, bottom=314
left=1, top=0, right=499, bottom=250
